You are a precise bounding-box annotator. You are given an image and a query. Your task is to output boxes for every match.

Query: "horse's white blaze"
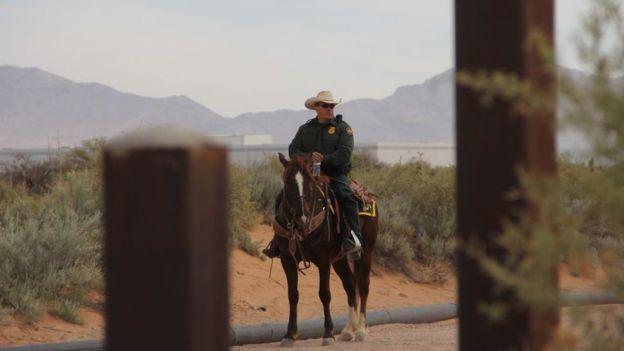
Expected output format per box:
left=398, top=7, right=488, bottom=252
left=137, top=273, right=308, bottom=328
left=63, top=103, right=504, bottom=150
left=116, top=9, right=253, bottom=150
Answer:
left=295, top=171, right=307, bottom=222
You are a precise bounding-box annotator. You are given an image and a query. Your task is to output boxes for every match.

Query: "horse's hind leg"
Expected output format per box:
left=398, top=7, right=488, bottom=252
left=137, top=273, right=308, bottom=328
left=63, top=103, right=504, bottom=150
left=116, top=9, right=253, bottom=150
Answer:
left=354, top=256, right=372, bottom=341
left=279, top=256, right=299, bottom=346
left=332, top=259, right=358, bottom=341
left=318, top=260, right=335, bottom=346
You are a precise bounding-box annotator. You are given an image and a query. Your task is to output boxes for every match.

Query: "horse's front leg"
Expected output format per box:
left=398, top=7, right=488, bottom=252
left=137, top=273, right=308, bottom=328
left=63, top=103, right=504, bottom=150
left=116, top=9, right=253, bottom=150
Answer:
left=332, top=258, right=358, bottom=342
left=318, top=260, right=334, bottom=346
left=279, top=254, right=299, bottom=347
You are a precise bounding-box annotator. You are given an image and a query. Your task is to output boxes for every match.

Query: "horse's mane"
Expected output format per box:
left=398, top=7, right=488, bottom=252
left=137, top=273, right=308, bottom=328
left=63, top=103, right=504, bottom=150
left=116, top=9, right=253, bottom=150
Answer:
left=284, top=155, right=330, bottom=186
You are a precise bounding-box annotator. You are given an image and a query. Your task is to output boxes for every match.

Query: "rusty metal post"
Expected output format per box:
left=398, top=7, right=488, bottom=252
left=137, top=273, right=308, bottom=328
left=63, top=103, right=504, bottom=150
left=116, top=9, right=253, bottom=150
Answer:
left=455, top=1, right=556, bottom=350
left=104, top=129, right=229, bottom=351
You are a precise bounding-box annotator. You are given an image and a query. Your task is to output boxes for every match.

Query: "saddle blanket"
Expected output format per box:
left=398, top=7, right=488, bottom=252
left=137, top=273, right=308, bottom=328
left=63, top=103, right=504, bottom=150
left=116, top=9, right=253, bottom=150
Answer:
left=358, top=200, right=377, bottom=217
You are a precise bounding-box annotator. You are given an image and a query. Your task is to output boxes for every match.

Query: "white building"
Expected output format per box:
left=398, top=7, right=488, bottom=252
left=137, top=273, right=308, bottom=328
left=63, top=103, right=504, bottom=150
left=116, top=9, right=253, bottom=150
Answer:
left=210, top=134, right=273, bottom=147
left=358, top=142, right=455, bottom=166
left=0, top=134, right=456, bottom=169
left=227, top=142, right=455, bottom=167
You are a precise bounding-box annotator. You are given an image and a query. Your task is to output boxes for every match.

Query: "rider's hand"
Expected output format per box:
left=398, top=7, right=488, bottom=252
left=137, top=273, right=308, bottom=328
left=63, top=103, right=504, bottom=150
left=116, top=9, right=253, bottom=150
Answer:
left=312, top=152, right=324, bottom=162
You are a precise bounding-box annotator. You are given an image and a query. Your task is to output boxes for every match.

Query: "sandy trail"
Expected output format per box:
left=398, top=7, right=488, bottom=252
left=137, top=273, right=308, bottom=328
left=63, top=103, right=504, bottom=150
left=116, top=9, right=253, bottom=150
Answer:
left=232, top=320, right=458, bottom=351
left=0, top=218, right=601, bottom=347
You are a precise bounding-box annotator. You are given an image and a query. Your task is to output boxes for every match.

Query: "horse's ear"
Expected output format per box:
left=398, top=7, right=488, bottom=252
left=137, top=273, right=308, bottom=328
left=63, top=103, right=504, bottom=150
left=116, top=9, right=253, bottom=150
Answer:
left=278, top=152, right=289, bottom=168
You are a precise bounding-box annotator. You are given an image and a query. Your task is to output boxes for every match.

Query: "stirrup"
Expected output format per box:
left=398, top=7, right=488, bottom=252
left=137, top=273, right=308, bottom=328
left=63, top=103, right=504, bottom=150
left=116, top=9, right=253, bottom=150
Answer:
left=262, top=240, right=280, bottom=258
left=342, top=230, right=362, bottom=259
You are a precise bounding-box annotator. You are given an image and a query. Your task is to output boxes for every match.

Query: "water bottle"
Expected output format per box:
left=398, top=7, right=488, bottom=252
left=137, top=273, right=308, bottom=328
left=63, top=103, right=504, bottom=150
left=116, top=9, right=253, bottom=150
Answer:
left=313, top=161, right=321, bottom=176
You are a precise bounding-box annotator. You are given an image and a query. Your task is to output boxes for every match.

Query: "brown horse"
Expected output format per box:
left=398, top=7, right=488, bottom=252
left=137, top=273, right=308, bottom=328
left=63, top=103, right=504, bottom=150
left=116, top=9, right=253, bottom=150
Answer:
left=274, top=153, right=379, bottom=347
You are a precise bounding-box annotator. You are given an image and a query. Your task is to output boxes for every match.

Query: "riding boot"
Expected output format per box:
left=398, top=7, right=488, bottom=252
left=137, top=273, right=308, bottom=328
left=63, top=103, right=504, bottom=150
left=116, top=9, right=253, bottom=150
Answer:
left=330, top=175, right=363, bottom=260
left=262, top=237, right=280, bottom=258
left=263, top=190, right=284, bottom=259
left=342, top=230, right=362, bottom=261
left=341, top=197, right=363, bottom=260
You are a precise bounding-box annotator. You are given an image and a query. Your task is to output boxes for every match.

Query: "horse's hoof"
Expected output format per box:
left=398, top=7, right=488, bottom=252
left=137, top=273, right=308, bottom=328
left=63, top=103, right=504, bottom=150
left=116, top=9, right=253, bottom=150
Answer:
left=355, top=331, right=367, bottom=342
left=322, top=337, right=335, bottom=346
left=338, top=331, right=354, bottom=341
left=280, top=338, right=295, bottom=347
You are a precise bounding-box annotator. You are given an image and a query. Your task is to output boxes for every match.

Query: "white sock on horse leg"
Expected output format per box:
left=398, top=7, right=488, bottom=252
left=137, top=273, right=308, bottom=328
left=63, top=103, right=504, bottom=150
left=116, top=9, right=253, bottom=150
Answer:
left=338, top=306, right=357, bottom=341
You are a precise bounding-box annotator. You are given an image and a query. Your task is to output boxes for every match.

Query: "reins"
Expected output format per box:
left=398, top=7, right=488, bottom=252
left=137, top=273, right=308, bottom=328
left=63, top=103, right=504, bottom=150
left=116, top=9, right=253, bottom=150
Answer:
left=273, top=183, right=329, bottom=274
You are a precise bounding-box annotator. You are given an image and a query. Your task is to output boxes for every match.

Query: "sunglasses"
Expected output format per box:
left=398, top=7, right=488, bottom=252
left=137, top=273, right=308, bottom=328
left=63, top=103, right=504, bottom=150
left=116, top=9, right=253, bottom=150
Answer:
left=317, top=103, right=336, bottom=109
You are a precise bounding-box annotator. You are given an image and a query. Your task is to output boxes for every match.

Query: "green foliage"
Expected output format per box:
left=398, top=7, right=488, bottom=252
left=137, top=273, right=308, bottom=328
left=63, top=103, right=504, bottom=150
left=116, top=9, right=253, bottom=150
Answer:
left=246, top=157, right=283, bottom=223
left=2, top=155, right=61, bottom=195
left=560, top=3, right=624, bottom=348
left=228, top=165, right=260, bottom=256
left=50, top=300, right=83, bottom=325
left=0, top=139, right=280, bottom=323
left=0, top=166, right=102, bottom=323
left=1, top=139, right=106, bottom=195
left=351, top=156, right=456, bottom=273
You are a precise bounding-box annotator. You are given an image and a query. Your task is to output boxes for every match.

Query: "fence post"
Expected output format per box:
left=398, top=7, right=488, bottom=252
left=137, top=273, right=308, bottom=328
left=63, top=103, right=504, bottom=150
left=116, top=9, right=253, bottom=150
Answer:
left=104, top=128, right=229, bottom=351
left=455, top=1, right=557, bottom=350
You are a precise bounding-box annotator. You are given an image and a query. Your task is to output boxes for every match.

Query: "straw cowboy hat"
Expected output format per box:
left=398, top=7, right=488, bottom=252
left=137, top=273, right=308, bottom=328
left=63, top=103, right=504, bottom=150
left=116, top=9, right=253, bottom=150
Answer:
left=304, top=90, right=342, bottom=110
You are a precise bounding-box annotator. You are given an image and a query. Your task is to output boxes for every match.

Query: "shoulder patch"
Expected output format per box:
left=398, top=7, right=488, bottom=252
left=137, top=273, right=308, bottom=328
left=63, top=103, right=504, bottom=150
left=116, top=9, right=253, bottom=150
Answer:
left=346, top=127, right=353, bottom=135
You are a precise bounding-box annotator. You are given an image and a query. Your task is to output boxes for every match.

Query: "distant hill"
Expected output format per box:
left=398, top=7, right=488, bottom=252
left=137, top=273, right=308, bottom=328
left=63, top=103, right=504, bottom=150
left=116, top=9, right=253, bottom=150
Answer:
left=0, top=65, right=588, bottom=152
left=0, top=65, right=226, bottom=148
left=212, top=69, right=455, bottom=144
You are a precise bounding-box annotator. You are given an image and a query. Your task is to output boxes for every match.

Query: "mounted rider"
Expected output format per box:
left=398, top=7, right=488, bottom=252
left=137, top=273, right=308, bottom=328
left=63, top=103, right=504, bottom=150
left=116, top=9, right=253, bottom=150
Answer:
left=263, top=90, right=363, bottom=260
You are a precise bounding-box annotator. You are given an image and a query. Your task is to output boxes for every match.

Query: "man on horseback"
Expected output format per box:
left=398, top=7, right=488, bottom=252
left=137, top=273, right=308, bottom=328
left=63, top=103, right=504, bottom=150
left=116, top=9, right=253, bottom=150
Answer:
left=263, top=90, right=363, bottom=260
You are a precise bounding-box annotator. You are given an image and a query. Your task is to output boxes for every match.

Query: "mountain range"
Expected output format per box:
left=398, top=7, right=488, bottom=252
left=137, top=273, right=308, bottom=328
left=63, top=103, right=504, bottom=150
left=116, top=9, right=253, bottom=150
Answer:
left=0, top=65, right=456, bottom=148
left=0, top=65, right=582, bottom=150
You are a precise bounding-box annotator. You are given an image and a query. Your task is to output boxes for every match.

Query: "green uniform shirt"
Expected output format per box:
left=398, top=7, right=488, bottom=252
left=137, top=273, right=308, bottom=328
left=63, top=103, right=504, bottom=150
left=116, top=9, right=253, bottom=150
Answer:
left=288, top=114, right=354, bottom=177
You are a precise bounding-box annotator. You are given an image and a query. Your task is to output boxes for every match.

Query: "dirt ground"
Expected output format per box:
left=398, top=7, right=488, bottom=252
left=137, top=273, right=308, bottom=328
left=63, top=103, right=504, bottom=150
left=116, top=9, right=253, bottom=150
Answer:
left=232, top=320, right=458, bottom=351
left=0, top=217, right=604, bottom=347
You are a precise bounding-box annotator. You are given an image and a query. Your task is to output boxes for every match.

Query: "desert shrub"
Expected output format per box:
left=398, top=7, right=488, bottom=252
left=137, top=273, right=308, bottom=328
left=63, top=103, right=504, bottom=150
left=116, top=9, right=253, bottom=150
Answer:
left=0, top=139, right=105, bottom=323
left=1, top=155, right=61, bottom=194
left=1, top=139, right=105, bottom=195
left=228, top=165, right=260, bottom=256
left=0, top=166, right=102, bottom=323
left=351, top=155, right=456, bottom=275
left=0, top=140, right=278, bottom=322
left=246, top=157, right=283, bottom=223
left=559, top=160, right=621, bottom=253
left=374, top=195, right=415, bottom=272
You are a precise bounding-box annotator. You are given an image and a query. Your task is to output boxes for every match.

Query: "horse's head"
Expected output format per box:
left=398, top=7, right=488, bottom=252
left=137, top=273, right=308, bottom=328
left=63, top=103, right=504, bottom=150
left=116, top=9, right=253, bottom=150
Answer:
left=278, top=152, right=329, bottom=229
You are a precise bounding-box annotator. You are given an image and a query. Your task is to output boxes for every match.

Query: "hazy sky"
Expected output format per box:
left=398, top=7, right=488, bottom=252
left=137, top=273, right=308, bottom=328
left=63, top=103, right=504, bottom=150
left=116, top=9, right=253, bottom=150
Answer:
left=1, top=0, right=592, bottom=117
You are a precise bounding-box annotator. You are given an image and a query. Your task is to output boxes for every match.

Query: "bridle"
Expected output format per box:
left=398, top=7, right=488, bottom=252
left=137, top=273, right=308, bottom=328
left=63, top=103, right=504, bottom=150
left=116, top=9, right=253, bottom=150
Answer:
left=281, top=183, right=325, bottom=234
left=273, top=166, right=330, bottom=272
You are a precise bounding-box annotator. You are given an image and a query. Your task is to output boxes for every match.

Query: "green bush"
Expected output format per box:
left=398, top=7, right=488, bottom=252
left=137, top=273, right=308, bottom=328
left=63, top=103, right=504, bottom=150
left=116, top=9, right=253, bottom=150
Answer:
left=246, top=158, right=283, bottom=223
left=559, top=160, right=621, bottom=251
left=0, top=167, right=102, bottom=322
left=228, top=165, right=260, bottom=256
left=0, top=141, right=275, bottom=322
left=351, top=155, right=457, bottom=273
